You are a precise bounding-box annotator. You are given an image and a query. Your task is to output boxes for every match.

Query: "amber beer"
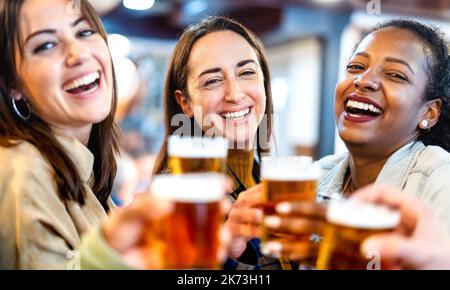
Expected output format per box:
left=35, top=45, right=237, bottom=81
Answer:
left=146, top=174, right=225, bottom=269
left=261, top=156, right=318, bottom=222
left=261, top=157, right=319, bottom=263
left=317, top=200, right=400, bottom=270
left=168, top=136, right=227, bottom=174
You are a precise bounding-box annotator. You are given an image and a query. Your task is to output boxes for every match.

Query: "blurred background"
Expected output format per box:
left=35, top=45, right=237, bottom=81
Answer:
left=89, top=0, right=450, bottom=205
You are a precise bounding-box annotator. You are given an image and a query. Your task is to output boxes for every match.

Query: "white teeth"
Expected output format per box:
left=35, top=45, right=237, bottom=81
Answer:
left=346, top=100, right=382, bottom=114
left=221, top=108, right=250, bottom=120
left=63, top=72, right=100, bottom=91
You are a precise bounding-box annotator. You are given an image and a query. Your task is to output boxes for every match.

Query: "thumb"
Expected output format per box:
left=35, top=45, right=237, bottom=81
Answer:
left=228, top=237, right=248, bottom=260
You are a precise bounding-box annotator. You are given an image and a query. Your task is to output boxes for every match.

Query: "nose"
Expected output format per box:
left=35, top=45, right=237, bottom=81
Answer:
left=224, top=78, right=245, bottom=103
left=353, top=70, right=380, bottom=92
left=65, top=40, right=90, bottom=67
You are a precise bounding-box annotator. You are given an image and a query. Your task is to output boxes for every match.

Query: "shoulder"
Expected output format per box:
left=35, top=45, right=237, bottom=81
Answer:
left=0, top=141, right=57, bottom=206
left=0, top=141, right=51, bottom=173
left=414, top=145, right=450, bottom=174
left=410, top=146, right=450, bottom=230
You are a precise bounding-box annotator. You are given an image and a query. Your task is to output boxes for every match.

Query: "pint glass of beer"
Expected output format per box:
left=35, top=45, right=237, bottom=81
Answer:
left=261, top=156, right=319, bottom=263
left=146, top=173, right=225, bottom=269
left=168, top=136, right=228, bottom=174
left=316, top=200, right=400, bottom=270
left=261, top=156, right=317, bottom=222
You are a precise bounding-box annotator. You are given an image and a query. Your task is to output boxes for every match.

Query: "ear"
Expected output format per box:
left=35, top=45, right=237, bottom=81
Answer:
left=175, top=90, right=193, bottom=118
left=419, top=99, right=442, bottom=129
left=9, top=89, right=23, bottom=101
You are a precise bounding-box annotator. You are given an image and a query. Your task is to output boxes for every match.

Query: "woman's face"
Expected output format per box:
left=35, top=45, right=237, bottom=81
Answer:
left=335, top=27, right=431, bottom=156
left=182, top=30, right=266, bottom=148
left=14, top=0, right=113, bottom=141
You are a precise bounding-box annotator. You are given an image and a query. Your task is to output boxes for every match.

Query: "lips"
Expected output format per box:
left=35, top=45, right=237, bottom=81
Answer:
left=62, top=71, right=101, bottom=96
left=220, top=107, right=252, bottom=120
left=343, top=94, right=384, bottom=123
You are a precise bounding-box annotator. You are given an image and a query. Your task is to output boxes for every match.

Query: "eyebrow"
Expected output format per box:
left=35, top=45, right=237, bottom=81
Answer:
left=197, top=59, right=257, bottom=78
left=355, top=52, right=369, bottom=58
left=24, top=17, right=86, bottom=45
left=385, top=57, right=415, bottom=75
left=237, top=59, right=257, bottom=67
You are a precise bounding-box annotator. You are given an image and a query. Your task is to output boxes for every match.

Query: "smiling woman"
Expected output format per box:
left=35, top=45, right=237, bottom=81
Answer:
left=260, top=20, right=450, bottom=265
left=0, top=0, right=120, bottom=269
left=318, top=19, right=450, bottom=225
left=151, top=17, right=298, bottom=270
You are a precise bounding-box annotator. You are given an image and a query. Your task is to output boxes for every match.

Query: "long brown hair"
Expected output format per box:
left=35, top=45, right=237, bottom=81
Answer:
left=0, top=0, right=119, bottom=210
left=153, top=16, right=273, bottom=174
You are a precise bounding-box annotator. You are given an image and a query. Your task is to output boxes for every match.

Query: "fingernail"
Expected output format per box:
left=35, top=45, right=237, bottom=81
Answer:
left=264, top=216, right=281, bottom=228
left=276, top=202, right=292, bottom=214
left=361, top=238, right=380, bottom=254
left=260, top=245, right=270, bottom=256
left=256, top=210, right=264, bottom=222
left=261, top=241, right=282, bottom=257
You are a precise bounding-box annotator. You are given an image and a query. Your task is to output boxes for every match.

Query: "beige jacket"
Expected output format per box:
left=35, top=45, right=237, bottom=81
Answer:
left=317, top=141, right=450, bottom=231
left=0, top=133, right=113, bottom=269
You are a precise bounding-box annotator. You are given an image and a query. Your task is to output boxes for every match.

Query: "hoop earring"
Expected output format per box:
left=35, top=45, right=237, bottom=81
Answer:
left=12, top=98, right=31, bottom=120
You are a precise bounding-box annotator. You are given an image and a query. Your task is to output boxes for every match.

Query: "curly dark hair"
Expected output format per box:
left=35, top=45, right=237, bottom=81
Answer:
left=373, top=19, right=450, bottom=152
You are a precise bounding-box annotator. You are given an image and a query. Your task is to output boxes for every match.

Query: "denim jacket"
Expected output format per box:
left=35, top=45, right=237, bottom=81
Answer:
left=317, top=141, right=450, bottom=230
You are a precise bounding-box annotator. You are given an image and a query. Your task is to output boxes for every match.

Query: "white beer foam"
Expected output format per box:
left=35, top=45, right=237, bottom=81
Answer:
left=168, top=135, right=228, bottom=158
left=327, top=200, right=400, bottom=229
left=261, top=156, right=319, bottom=181
left=151, top=173, right=225, bottom=203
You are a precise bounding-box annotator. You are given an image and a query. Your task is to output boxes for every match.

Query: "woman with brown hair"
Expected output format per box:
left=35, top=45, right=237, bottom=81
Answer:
left=152, top=16, right=295, bottom=269
left=0, top=0, right=120, bottom=269
left=0, top=0, right=233, bottom=270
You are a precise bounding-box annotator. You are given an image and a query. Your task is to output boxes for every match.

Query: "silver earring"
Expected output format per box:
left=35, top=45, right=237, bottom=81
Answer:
left=12, top=98, right=31, bottom=120
left=421, top=119, right=428, bottom=128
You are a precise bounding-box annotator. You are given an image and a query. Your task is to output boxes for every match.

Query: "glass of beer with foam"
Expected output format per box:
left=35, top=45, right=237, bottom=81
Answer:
left=168, top=136, right=228, bottom=174
left=261, top=156, right=319, bottom=264
left=317, top=200, right=400, bottom=270
left=145, top=173, right=226, bottom=269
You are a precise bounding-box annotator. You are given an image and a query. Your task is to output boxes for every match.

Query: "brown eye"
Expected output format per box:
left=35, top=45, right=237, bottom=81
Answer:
left=346, top=64, right=365, bottom=71
left=386, top=72, right=408, bottom=81
left=240, top=70, right=255, bottom=76
left=205, top=78, right=222, bottom=87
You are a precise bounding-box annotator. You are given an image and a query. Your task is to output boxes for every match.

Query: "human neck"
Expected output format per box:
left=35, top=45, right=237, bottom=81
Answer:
left=51, top=124, right=92, bottom=146
left=346, top=154, right=388, bottom=192
left=345, top=138, right=417, bottom=192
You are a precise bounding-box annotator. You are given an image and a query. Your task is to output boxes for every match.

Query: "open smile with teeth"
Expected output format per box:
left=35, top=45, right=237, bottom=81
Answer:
left=346, top=99, right=382, bottom=116
left=63, top=72, right=100, bottom=95
left=220, top=107, right=251, bottom=120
